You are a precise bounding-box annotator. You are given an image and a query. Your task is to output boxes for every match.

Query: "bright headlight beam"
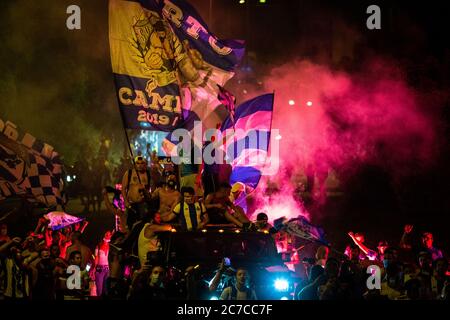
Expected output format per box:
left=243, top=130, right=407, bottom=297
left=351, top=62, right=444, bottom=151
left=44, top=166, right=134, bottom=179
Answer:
left=274, top=278, right=289, bottom=291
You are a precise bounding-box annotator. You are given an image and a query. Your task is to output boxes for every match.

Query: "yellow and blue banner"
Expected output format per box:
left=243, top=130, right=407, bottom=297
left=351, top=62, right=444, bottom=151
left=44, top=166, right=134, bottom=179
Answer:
left=109, top=0, right=244, bottom=133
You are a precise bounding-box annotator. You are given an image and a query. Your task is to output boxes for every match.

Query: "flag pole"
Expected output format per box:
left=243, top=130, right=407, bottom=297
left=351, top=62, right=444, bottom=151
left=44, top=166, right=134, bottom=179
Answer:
left=246, top=91, right=275, bottom=198
left=269, top=90, right=275, bottom=147
left=116, top=107, right=142, bottom=186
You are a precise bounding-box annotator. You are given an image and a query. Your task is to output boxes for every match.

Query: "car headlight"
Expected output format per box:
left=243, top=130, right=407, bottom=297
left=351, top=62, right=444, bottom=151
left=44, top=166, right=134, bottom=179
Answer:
left=274, top=278, right=289, bottom=292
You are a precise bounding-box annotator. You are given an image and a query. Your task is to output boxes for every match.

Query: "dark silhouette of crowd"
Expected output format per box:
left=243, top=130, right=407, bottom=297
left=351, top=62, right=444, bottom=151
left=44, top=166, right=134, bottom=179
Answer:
left=0, top=154, right=448, bottom=301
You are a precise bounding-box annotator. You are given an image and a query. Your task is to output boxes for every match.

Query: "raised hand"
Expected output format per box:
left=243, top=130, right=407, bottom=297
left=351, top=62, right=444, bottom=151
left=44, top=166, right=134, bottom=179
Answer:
left=404, top=225, right=413, bottom=234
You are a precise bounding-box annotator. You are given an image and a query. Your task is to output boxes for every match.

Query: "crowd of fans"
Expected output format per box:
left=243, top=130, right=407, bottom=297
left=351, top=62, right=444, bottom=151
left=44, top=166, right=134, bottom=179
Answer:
left=0, top=155, right=448, bottom=301
left=295, top=227, right=448, bottom=300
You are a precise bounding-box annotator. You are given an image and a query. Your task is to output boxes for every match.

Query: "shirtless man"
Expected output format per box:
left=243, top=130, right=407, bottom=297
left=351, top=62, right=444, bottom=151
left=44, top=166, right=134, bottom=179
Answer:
left=65, top=231, right=93, bottom=270
left=151, top=172, right=181, bottom=222
left=121, top=156, right=151, bottom=229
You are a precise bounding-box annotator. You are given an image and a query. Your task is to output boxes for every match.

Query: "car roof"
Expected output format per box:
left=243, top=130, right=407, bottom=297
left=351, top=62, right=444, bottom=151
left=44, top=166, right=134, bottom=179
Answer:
left=159, top=230, right=282, bottom=270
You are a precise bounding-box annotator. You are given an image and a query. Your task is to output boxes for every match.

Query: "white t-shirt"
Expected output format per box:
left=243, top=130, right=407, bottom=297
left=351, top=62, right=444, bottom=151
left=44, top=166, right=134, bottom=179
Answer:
left=220, top=285, right=257, bottom=300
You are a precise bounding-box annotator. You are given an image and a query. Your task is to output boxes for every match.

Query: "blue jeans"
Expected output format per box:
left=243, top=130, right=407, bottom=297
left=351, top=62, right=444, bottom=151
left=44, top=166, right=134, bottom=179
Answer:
left=95, top=265, right=109, bottom=297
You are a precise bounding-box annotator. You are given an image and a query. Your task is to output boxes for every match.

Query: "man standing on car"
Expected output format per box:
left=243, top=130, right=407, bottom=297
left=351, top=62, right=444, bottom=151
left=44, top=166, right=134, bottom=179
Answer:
left=121, top=156, right=152, bottom=229
left=137, top=211, right=172, bottom=269
left=151, top=171, right=181, bottom=222
left=161, top=187, right=209, bottom=231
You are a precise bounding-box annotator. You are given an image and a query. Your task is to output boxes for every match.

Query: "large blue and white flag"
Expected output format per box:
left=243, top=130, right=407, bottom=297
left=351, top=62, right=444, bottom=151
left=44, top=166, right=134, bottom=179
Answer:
left=220, top=93, right=274, bottom=190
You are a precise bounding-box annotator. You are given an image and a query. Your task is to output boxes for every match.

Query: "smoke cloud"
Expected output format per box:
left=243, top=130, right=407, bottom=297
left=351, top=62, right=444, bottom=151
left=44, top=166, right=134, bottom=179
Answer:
left=237, top=58, right=445, bottom=222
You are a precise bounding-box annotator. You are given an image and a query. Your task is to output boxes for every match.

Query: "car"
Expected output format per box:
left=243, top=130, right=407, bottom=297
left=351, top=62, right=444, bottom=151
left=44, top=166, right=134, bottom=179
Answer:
left=158, top=227, right=295, bottom=300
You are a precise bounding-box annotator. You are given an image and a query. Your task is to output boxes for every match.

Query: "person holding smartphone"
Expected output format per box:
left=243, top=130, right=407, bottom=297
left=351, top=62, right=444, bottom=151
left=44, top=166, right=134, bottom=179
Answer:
left=209, top=258, right=235, bottom=293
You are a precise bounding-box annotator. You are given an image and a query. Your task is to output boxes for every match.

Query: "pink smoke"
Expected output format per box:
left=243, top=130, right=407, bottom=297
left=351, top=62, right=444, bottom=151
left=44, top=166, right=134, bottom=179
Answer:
left=239, top=58, right=443, bottom=222
left=251, top=177, right=309, bottom=223
left=266, top=59, right=437, bottom=171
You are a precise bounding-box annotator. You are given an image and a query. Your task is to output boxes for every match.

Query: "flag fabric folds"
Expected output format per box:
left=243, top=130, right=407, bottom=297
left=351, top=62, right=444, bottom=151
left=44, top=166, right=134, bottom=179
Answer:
left=0, top=118, right=65, bottom=208
left=44, top=211, right=84, bottom=231
left=109, top=0, right=188, bottom=131
left=160, top=0, right=244, bottom=133
left=109, top=0, right=244, bottom=138
left=274, top=216, right=329, bottom=245
left=220, top=93, right=274, bottom=190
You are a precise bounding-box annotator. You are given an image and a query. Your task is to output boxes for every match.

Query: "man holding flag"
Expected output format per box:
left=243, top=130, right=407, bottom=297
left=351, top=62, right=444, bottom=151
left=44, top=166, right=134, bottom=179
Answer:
left=109, top=0, right=280, bottom=218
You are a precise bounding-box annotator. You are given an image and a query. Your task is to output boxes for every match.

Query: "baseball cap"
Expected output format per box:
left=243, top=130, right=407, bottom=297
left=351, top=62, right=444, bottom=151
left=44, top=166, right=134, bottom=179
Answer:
left=231, top=182, right=245, bottom=193
left=135, top=156, right=147, bottom=163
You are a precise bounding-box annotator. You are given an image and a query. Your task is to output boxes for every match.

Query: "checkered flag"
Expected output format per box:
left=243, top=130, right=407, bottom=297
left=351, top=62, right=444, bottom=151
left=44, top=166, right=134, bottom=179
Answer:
left=25, top=150, right=66, bottom=207
left=0, top=120, right=66, bottom=208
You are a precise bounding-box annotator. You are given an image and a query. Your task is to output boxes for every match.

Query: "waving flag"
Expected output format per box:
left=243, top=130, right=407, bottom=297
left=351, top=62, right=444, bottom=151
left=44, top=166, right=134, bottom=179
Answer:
left=0, top=118, right=65, bottom=208
left=109, top=0, right=188, bottom=131
left=44, top=211, right=84, bottom=231
left=160, top=0, right=244, bottom=132
left=220, top=93, right=274, bottom=190
left=274, top=216, right=329, bottom=245
left=109, top=0, right=244, bottom=142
